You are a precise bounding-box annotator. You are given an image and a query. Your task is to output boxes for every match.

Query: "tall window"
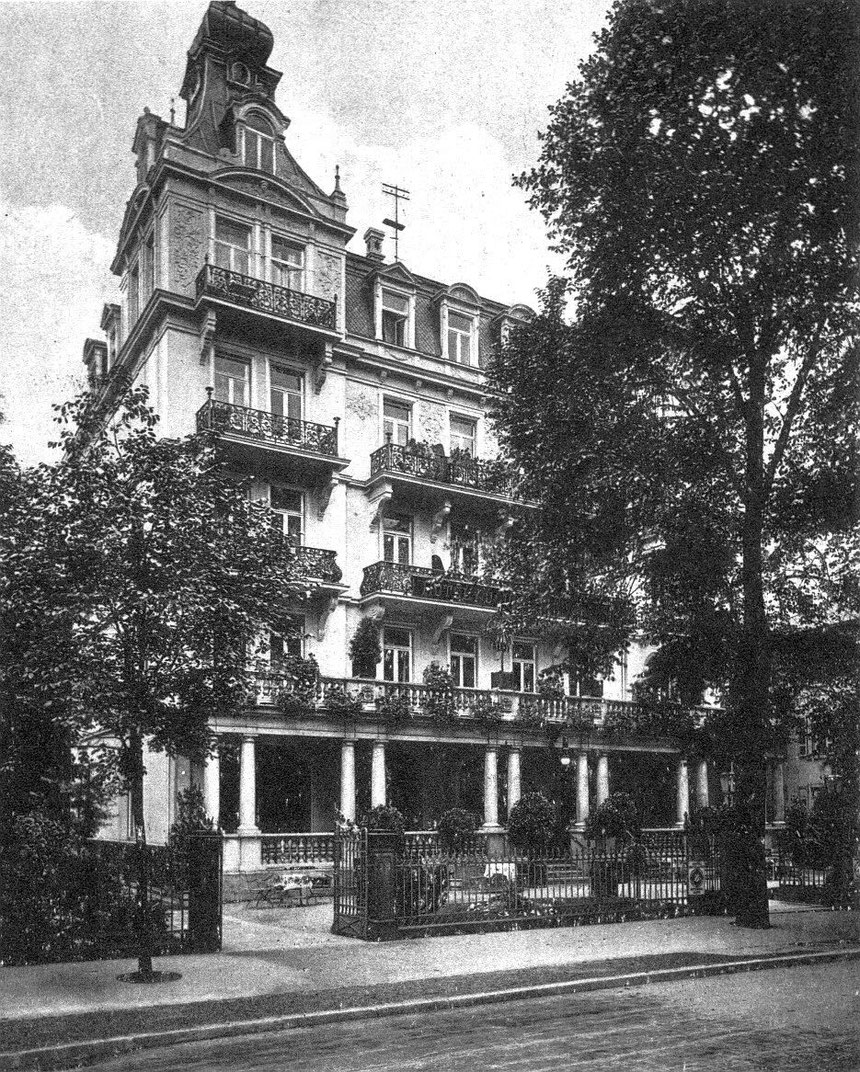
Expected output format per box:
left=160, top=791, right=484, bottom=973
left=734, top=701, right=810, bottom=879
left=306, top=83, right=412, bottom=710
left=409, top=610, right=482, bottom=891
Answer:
left=242, top=115, right=275, bottom=173
left=450, top=521, right=480, bottom=575
left=270, top=366, right=302, bottom=425
left=383, top=513, right=412, bottom=564
left=271, top=236, right=304, bottom=290
left=127, top=263, right=140, bottom=327
left=383, top=398, right=411, bottom=446
left=450, top=633, right=477, bottom=688
left=270, top=614, right=304, bottom=665
left=270, top=485, right=303, bottom=545
left=572, top=670, right=604, bottom=698
left=214, top=216, right=251, bottom=275
left=450, top=414, right=477, bottom=456
left=141, top=233, right=155, bottom=302
left=381, top=289, right=409, bottom=346
left=213, top=355, right=249, bottom=406
left=447, top=311, right=473, bottom=365
left=383, top=627, right=412, bottom=682
left=512, top=641, right=536, bottom=692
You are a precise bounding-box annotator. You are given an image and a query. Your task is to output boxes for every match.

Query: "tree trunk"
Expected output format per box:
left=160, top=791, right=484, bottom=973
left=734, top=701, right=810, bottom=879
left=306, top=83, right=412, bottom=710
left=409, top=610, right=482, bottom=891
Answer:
left=129, top=734, right=154, bottom=976
left=732, top=355, right=771, bottom=928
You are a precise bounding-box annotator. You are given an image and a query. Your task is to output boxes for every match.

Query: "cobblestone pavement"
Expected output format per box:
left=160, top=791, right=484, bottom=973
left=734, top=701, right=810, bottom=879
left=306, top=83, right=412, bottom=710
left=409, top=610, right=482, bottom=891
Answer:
left=65, top=962, right=859, bottom=1071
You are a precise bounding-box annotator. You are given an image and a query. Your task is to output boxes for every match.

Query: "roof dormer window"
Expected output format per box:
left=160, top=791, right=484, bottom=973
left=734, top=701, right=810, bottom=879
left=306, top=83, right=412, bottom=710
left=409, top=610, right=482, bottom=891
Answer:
left=241, top=114, right=275, bottom=174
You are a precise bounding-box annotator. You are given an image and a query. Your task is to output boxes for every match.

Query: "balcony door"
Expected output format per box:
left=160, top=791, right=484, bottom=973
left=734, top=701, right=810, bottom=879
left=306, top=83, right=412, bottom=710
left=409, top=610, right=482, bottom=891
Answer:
left=214, top=216, right=251, bottom=276
left=450, top=633, right=478, bottom=688
left=270, top=485, right=303, bottom=546
left=383, top=512, right=412, bottom=565
left=383, top=627, right=412, bottom=683
left=271, top=236, right=305, bottom=291
left=450, top=521, right=480, bottom=575
left=512, top=641, right=536, bottom=693
left=270, top=366, right=303, bottom=440
left=383, top=398, right=411, bottom=447
left=213, top=355, right=249, bottom=407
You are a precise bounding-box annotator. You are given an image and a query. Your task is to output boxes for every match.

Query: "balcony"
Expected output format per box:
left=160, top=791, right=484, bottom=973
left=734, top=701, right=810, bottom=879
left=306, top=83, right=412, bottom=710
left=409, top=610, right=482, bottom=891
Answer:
left=368, top=442, right=533, bottom=514
left=359, top=561, right=507, bottom=621
left=197, top=398, right=348, bottom=482
left=292, top=546, right=343, bottom=586
left=195, top=263, right=337, bottom=335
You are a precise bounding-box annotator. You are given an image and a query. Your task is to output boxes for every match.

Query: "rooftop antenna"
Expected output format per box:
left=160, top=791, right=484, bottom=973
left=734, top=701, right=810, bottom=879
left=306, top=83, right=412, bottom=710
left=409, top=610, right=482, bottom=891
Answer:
left=382, top=182, right=410, bottom=262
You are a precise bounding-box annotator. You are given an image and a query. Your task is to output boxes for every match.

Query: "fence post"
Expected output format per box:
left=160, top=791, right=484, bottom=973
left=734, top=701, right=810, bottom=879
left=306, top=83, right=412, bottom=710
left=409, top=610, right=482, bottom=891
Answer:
left=187, top=833, right=222, bottom=953
left=366, top=829, right=400, bottom=941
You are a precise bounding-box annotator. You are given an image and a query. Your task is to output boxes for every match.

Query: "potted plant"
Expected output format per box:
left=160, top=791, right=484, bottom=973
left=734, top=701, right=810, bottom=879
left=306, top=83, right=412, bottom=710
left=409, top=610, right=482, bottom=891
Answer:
left=349, top=619, right=381, bottom=679
left=584, top=791, right=641, bottom=899
left=323, top=684, right=363, bottom=717
left=421, top=662, right=456, bottom=723
left=376, top=692, right=412, bottom=723
left=360, top=804, right=406, bottom=835
left=470, top=693, right=501, bottom=731
left=276, top=653, right=320, bottom=715
left=437, top=808, right=479, bottom=853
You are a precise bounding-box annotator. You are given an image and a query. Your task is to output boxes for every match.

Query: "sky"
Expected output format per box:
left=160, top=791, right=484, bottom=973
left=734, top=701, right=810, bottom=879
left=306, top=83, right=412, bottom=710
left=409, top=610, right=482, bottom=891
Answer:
left=0, top=0, right=609, bottom=464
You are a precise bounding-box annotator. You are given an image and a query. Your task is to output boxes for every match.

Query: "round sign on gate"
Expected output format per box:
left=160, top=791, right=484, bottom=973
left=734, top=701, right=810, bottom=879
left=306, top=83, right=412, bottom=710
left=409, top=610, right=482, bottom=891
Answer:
left=687, top=863, right=706, bottom=896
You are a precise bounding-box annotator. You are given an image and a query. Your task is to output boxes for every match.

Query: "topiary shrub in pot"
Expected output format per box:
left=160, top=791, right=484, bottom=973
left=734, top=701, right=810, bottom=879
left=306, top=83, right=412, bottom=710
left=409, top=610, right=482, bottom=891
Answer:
left=437, top=808, right=480, bottom=853
left=276, top=653, right=320, bottom=715
left=360, top=804, right=406, bottom=835
left=349, top=619, right=381, bottom=679
left=421, top=662, right=456, bottom=723
left=507, top=792, right=561, bottom=855
left=584, top=791, right=641, bottom=899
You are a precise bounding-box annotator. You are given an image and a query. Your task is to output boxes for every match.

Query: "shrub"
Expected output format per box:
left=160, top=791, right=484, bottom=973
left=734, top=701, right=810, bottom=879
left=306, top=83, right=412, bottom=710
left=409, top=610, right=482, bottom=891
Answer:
left=507, top=792, right=561, bottom=853
left=276, top=653, right=319, bottom=714
left=376, top=693, right=412, bottom=722
left=323, top=684, right=363, bottom=716
left=360, top=804, right=406, bottom=834
left=421, top=662, right=456, bottom=722
left=349, top=619, right=381, bottom=678
left=437, top=808, right=479, bottom=852
left=584, top=792, right=641, bottom=845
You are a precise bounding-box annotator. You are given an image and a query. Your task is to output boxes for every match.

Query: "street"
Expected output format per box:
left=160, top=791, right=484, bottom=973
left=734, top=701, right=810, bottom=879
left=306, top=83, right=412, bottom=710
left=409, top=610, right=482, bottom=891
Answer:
left=69, top=962, right=859, bottom=1071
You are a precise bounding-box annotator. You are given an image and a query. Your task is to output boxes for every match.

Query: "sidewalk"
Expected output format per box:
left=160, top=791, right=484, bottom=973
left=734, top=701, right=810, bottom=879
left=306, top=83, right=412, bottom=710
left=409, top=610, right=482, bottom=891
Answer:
left=1, top=903, right=858, bottom=1069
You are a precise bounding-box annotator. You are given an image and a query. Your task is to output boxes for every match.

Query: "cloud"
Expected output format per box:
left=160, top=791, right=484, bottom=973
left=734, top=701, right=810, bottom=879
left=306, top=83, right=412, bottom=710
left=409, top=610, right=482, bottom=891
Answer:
left=0, top=200, right=114, bottom=464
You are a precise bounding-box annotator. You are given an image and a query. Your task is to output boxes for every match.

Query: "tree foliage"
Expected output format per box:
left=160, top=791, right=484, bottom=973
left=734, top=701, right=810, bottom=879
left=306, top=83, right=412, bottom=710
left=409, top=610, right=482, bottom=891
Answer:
left=1, top=388, right=306, bottom=972
left=490, top=0, right=859, bottom=924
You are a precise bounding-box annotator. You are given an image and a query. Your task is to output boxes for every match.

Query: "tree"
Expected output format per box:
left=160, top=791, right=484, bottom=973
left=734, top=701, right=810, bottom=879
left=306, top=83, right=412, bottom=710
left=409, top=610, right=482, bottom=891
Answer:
left=5, top=389, right=305, bottom=977
left=491, top=0, right=858, bottom=925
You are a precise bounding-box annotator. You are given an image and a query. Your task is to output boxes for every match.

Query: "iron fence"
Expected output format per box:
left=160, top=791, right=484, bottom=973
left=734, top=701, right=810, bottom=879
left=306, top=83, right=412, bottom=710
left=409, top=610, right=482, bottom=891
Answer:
left=85, top=835, right=222, bottom=958
left=766, top=847, right=837, bottom=904
left=332, top=830, right=722, bottom=941
left=332, top=829, right=368, bottom=939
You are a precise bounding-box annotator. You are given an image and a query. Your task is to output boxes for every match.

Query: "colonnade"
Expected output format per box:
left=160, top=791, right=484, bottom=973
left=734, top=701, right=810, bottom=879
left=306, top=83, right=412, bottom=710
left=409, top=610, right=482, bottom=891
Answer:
left=201, top=736, right=785, bottom=839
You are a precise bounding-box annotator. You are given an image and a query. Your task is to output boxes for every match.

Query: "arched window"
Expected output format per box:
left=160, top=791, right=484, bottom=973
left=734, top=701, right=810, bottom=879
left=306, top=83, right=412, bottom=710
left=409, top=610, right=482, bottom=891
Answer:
left=241, top=113, right=275, bottom=173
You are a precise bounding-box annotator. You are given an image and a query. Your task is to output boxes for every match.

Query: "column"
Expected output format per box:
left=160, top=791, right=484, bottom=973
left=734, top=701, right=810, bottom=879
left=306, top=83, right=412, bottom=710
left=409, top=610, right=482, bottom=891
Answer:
left=482, top=746, right=502, bottom=830
left=203, top=741, right=220, bottom=827
left=340, top=740, right=356, bottom=822
left=371, top=740, right=387, bottom=807
left=575, top=752, right=590, bottom=831
left=676, top=756, right=690, bottom=828
left=696, top=759, right=709, bottom=809
left=596, top=754, right=610, bottom=806
left=507, top=748, right=521, bottom=816
left=773, top=760, right=786, bottom=824
left=237, top=734, right=258, bottom=833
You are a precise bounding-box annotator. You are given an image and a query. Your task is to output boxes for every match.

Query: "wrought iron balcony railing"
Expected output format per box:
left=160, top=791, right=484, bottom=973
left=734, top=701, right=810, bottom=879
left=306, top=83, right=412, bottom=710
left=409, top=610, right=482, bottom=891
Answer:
left=196, top=263, right=337, bottom=331
left=197, top=397, right=339, bottom=457
left=292, top=545, right=342, bottom=584
left=370, top=442, right=518, bottom=498
left=360, top=561, right=506, bottom=609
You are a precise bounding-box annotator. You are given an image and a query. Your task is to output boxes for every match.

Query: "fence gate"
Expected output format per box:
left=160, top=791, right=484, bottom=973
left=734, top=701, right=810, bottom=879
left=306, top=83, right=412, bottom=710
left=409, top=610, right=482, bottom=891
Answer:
left=332, top=829, right=368, bottom=938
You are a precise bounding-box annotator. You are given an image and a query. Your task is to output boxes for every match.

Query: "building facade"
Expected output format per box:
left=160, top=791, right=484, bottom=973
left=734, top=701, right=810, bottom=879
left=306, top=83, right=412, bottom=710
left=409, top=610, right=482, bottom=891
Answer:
left=85, top=2, right=783, bottom=882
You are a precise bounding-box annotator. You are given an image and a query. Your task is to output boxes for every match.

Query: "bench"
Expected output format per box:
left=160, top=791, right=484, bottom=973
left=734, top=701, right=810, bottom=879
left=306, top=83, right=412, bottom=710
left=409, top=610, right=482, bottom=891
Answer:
left=250, top=868, right=333, bottom=909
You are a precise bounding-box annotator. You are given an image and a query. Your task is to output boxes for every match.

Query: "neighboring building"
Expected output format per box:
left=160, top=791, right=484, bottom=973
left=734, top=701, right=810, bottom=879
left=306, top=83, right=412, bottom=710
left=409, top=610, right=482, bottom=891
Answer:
left=87, top=2, right=773, bottom=884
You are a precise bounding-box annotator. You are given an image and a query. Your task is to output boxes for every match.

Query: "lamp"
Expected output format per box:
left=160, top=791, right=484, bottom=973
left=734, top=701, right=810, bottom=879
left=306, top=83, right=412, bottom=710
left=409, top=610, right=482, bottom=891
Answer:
left=559, top=735, right=571, bottom=767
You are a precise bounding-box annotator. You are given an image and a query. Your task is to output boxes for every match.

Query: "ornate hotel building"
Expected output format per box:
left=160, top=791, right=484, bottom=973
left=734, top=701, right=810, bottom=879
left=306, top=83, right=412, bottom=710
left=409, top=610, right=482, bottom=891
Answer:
left=84, top=1, right=783, bottom=886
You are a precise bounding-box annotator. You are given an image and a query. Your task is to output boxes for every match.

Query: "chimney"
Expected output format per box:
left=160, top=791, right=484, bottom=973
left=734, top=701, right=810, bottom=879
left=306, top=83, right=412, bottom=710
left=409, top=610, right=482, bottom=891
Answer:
left=363, top=227, right=385, bottom=263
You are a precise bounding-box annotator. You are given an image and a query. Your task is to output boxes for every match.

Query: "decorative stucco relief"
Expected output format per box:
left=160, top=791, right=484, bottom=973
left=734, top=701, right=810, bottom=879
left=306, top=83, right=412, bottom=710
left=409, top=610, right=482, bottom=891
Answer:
left=314, top=251, right=341, bottom=302
left=346, top=383, right=377, bottom=422
left=419, top=401, right=446, bottom=445
left=171, top=205, right=206, bottom=295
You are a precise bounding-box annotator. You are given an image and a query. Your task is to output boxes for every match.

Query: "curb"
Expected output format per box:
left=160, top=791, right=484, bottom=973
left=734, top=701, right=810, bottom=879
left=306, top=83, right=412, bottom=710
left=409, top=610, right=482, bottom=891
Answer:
left=3, top=946, right=859, bottom=1071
